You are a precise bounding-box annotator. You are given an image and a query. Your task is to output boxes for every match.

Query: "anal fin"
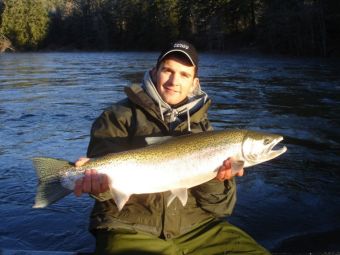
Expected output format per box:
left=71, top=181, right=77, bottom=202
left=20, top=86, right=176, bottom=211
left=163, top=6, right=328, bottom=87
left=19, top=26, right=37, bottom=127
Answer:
left=167, top=188, right=188, bottom=207
left=110, top=188, right=131, bottom=211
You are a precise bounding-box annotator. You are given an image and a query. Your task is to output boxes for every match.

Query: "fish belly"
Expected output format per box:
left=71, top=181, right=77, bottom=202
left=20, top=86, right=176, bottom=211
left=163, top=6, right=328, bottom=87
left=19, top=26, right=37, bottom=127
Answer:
left=98, top=146, right=230, bottom=196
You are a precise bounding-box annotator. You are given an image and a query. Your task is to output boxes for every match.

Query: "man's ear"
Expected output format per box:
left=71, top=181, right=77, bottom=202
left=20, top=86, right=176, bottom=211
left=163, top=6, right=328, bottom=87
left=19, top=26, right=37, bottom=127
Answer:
left=191, top=77, right=200, bottom=94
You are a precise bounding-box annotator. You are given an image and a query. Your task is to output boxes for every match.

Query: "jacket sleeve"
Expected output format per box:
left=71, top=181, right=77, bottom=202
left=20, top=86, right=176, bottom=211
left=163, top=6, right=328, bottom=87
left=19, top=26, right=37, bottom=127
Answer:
left=87, top=104, right=133, bottom=158
left=191, top=178, right=236, bottom=217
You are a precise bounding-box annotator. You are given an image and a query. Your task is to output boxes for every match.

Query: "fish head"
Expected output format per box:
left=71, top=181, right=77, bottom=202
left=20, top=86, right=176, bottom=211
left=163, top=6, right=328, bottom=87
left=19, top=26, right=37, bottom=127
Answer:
left=241, top=130, right=287, bottom=166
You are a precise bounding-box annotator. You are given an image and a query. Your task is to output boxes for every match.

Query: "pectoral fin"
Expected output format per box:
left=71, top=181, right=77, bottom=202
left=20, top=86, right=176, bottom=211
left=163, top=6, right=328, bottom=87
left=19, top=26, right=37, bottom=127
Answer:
left=145, top=136, right=173, bottom=145
left=110, top=188, right=131, bottom=211
left=167, top=188, right=188, bottom=207
left=230, top=158, right=245, bottom=175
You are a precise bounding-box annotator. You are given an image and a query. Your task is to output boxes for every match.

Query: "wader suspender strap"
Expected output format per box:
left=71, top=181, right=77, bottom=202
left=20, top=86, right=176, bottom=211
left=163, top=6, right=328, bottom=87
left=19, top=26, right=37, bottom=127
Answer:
left=128, top=102, right=138, bottom=140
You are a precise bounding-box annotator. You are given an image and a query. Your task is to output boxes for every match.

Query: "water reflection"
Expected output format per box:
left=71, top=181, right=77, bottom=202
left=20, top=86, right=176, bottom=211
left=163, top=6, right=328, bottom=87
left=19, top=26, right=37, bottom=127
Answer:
left=0, top=52, right=339, bottom=252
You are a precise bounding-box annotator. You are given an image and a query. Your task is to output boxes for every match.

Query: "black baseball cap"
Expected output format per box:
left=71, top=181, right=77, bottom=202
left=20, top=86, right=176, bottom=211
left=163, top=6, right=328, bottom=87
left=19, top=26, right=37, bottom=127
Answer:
left=157, top=40, right=198, bottom=67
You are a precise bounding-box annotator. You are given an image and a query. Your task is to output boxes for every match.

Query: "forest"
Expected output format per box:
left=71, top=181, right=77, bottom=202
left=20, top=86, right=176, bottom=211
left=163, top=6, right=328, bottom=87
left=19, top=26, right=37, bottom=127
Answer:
left=0, top=0, right=339, bottom=57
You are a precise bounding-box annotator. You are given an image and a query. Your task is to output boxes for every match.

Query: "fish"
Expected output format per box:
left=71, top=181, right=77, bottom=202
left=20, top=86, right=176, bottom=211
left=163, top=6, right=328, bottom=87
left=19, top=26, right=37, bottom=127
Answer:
left=32, top=129, right=287, bottom=211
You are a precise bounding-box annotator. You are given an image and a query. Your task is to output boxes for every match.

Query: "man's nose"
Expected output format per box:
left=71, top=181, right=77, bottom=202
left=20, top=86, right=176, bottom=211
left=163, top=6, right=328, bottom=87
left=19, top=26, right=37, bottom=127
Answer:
left=168, top=73, right=180, bottom=86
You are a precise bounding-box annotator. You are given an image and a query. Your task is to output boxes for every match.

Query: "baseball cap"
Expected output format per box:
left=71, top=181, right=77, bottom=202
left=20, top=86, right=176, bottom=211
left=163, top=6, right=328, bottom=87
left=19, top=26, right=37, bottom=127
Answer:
left=157, top=40, right=198, bottom=67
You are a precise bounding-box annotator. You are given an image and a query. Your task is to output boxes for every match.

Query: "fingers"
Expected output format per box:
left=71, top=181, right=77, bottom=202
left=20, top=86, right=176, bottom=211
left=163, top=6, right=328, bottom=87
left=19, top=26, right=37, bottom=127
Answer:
left=73, top=169, right=110, bottom=197
left=216, top=160, right=232, bottom=181
left=216, top=158, right=245, bottom=181
left=83, top=169, right=95, bottom=193
left=75, top=157, right=90, bottom=167
left=100, top=174, right=110, bottom=194
left=222, top=159, right=231, bottom=169
left=74, top=178, right=83, bottom=197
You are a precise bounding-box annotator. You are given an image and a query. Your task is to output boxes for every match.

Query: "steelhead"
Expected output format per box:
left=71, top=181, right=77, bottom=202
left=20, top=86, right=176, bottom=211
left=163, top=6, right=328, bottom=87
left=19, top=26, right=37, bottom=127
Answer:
left=32, top=129, right=287, bottom=210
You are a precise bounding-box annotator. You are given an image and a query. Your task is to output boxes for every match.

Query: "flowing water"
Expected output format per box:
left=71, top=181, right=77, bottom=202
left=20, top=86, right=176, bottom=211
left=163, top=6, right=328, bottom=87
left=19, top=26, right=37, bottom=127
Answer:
left=0, top=52, right=339, bottom=253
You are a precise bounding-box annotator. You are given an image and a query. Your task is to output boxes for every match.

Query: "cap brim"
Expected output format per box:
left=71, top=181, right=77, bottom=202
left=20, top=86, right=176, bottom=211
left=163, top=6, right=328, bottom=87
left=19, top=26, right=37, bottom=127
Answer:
left=159, top=50, right=196, bottom=66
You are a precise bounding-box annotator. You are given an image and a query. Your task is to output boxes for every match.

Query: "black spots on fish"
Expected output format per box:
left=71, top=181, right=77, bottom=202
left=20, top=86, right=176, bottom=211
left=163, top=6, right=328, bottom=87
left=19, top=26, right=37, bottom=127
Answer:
left=33, top=157, right=73, bottom=182
left=32, top=157, right=74, bottom=208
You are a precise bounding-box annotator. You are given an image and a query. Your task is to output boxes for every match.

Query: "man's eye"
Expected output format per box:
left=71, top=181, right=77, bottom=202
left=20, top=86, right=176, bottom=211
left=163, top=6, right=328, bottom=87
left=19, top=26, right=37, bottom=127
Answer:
left=162, top=68, right=172, bottom=74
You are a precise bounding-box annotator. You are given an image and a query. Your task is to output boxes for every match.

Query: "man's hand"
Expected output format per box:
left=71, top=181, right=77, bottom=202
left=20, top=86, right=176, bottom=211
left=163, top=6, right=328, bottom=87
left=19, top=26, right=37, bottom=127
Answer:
left=216, top=158, right=244, bottom=181
left=74, top=157, right=110, bottom=196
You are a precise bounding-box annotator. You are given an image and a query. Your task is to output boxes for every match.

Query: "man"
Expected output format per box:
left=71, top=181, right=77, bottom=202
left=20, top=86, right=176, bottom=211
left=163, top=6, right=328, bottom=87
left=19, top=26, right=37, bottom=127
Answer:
left=75, top=41, right=270, bottom=254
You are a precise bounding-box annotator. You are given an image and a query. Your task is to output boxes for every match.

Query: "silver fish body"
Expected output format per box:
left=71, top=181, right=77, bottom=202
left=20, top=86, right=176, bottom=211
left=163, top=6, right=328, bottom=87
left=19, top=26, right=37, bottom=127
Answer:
left=33, top=129, right=287, bottom=210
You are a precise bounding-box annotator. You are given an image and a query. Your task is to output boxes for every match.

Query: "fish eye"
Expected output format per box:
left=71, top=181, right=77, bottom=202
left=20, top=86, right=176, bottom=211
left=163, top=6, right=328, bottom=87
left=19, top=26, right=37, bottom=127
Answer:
left=263, top=138, right=271, bottom=145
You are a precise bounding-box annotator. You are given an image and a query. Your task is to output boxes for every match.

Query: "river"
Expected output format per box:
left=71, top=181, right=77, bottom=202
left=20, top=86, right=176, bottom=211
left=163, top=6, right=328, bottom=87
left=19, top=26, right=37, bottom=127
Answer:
left=0, top=52, right=339, bottom=253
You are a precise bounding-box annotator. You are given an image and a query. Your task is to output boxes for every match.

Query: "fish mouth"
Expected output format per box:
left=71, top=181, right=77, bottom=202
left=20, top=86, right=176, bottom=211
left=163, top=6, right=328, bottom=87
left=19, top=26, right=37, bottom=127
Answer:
left=267, top=137, right=287, bottom=159
left=243, top=135, right=287, bottom=164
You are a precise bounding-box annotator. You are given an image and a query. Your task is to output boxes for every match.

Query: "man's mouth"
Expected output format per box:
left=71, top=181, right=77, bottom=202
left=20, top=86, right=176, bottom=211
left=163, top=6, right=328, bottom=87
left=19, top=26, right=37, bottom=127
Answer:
left=164, top=87, right=179, bottom=93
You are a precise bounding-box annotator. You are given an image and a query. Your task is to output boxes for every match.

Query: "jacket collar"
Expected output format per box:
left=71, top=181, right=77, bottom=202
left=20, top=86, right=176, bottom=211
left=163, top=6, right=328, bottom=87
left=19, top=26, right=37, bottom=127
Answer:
left=124, top=71, right=211, bottom=131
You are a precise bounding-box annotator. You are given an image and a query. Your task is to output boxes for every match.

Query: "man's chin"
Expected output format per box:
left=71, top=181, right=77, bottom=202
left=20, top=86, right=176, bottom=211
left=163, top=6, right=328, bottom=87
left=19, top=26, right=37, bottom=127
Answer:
left=162, top=94, right=181, bottom=105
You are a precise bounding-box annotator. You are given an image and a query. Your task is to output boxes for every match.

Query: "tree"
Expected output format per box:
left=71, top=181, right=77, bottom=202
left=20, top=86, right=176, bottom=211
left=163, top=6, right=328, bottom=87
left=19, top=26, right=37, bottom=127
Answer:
left=0, top=0, right=49, bottom=50
left=0, top=0, right=339, bottom=55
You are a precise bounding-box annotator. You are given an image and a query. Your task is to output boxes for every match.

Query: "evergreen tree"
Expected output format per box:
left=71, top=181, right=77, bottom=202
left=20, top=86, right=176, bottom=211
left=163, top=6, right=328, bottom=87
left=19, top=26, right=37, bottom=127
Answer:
left=0, top=0, right=49, bottom=50
left=0, top=0, right=339, bottom=56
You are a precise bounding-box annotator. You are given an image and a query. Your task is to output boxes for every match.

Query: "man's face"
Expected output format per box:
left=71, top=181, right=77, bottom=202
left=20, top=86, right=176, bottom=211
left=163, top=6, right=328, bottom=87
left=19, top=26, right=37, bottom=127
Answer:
left=154, top=55, right=198, bottom=106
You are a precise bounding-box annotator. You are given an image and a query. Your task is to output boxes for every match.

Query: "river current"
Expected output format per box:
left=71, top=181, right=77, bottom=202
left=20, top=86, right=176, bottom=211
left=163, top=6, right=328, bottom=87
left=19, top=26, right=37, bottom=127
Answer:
left=0, top=52, right=339, bottom=253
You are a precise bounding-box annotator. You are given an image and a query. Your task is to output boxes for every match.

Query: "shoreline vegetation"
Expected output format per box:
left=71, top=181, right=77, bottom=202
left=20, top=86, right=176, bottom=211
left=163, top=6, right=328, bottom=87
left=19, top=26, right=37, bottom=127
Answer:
left=0, top=0, right=340, bottom=57
left=0, top=33, right=14, bottom=52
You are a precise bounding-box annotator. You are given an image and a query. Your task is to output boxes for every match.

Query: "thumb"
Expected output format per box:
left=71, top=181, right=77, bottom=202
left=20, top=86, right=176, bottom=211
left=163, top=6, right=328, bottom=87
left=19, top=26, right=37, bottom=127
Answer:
left=75, top=157, right=90, bottom=167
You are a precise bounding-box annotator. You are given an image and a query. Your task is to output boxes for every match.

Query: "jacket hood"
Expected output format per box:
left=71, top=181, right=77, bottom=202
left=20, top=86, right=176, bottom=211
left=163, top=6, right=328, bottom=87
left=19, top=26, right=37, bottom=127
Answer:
left=141, top=71, right=209, bottom=131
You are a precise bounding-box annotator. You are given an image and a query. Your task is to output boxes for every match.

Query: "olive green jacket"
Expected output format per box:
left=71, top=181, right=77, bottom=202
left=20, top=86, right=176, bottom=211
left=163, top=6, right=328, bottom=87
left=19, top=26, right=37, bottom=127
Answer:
left=86, top=80, right=237, bottom=239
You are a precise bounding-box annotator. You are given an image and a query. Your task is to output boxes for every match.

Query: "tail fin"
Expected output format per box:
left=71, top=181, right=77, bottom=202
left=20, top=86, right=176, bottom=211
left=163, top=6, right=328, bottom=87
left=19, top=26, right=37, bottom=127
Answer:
left=32, top=157, right=74, bottom=208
